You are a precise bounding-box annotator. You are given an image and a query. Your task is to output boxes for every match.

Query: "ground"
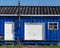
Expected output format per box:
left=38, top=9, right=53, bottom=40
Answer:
left=0, top=44, right=60, bottom=48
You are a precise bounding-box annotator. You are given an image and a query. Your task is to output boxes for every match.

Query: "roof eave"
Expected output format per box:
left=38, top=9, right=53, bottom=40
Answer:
left=0, top=14, right=60, bottom=16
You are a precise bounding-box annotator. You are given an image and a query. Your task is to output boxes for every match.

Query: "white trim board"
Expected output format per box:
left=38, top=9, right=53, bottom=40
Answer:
left=0, top=14, right=60, bottom=16
left=0, top=14, right=17, bottom=16
left=21, top=14, right=60, bottom=16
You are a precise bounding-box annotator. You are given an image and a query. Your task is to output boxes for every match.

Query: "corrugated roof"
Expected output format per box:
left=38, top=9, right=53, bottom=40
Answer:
left=0, top=6, right=60, bottom=15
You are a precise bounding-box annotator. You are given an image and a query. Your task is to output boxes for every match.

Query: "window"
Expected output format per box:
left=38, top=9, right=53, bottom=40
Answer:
left=48, top=22, right=58, bottom=30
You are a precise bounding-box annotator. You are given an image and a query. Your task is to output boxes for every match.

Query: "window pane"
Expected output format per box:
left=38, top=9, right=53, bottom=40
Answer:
left=54, top=23, right=57, bottom=25
left=54, top=26, right=57, bottom=30
left=49, top=26, right=53, bottom=30
left=49, top=23, right=53, bottom=25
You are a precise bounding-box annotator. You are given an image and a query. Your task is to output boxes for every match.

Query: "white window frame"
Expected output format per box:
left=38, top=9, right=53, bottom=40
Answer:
left=48, top=22, right=58, bottom=30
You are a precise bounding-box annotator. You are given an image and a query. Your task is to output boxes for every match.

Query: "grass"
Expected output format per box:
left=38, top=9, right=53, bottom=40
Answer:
left=0, top=44, right=24, bottom=48
left=0, top=44, right=60, bottom=48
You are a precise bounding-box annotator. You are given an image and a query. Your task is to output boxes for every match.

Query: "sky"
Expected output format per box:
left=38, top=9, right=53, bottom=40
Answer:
left=0, top=0, right=60, bottom=6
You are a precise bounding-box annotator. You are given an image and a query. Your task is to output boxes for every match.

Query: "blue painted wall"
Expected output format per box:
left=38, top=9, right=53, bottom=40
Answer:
left=0, top=16, right=60, bottom=44
left=20, top=16, right=60, bottom=44
left=0, top=16, right=20, bottom=44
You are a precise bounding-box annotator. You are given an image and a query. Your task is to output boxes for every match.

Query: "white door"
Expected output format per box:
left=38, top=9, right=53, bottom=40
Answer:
left=24, top=23, right=44, bottom=40
left=4, top=22, right=14, bottom=40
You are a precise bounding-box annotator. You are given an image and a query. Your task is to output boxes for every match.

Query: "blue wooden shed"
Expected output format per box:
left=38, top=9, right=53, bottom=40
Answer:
left=0, top=6, right=60, bottom=45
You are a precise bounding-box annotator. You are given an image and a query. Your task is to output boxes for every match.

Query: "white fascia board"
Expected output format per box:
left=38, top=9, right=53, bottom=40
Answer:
left=0, top=14, right=60, bottom=16
left=0, top=14, right=17, bottom=16
left=21, top=14, right=60, bottom=16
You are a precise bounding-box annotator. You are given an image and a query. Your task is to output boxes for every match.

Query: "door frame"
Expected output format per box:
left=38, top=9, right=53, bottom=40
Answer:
left=4, top=22, right=15, bottom=41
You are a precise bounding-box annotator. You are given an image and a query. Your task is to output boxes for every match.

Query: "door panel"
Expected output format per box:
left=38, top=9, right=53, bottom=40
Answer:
left=4, top=22, right=14, bottom=40
left=24, top=23, right=44, bottom=40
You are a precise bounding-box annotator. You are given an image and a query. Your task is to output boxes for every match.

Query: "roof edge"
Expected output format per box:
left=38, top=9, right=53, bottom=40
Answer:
left=0, top=14, right=60, bottom=16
